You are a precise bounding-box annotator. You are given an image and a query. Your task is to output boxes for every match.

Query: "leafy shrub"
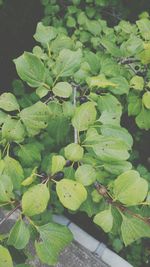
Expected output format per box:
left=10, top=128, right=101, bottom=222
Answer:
left=0, top=0, right=150, bottom=266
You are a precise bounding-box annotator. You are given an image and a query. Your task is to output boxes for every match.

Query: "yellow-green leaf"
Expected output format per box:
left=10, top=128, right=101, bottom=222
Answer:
left=22, top=184, right=50, bottom=216
left=56, top=179, right=87, bottom=210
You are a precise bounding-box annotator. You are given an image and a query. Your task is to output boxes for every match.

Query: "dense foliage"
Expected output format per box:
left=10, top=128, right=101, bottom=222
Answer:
left=0, top=0, right=150, bottom=266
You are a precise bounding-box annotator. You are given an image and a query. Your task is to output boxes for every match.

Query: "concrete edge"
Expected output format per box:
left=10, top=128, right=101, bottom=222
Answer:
left=53, top=214, right=133, bottom=267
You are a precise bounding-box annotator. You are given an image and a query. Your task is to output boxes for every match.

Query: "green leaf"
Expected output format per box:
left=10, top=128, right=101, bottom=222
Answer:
left=56, top=179, right=87, bottom=210
left=35, top=222, right=73, bottom=265
left=52, top=82, right=72, bottom=98
left=14, top=52, right=46, bottom=88
left=128, top=93, right=142, bottom=116
left=80, top=191, right=101, bottom=217
left=62, top=102, right=75, bottom=118
left=0, top=93, right=19, bottom=111
left=136, top=18, right=150, bottom=40
left=4, top=156, right=24, bottom=190
left=21, top=167, right=38, bottom=186
left=0, top=175, right=13, bottom=203
left=51, top=35, right=74, bottom=54
left=100, top=37, right=122, bottom=57
left=97, top=94, right=122, bottom=126
left=130, top=75, right=144, bottom=91
left=75, top=164, right=97, bottom=186
left=121, top=215, right=150, bottom=246
left=86, top=74, right=116, bottom=88
left=113, top=170, right=148, bottom=205
left=2, top=118, right=25, bottom=143
left=84, top=51, right=100, bottom=75
left=20, top=102, right=50, bottom=136
left=138, top=43, right=150, bottom=64
left=34, top=22, right=57, bottom=44
left=51, top=155, right=66, bottom=175
left=108, top=76, right=129, bottom=95
left=142, top=91, right=150, bottom=109
left=93, top=208, right=113, bottom=233
left=15, top=143, right=41, bottom=167
left=104, top=161, right=132, bottom=175
left=85, top=19, right=102, bottom=36
left=8, top=219, right=30, bottom=249
left=0, top=245, right=13, bottom=267
left=135, top=107, right=150, bottom=130
left=12, top=79, right=25, bottom=96
left=0, top=110, right=9, bottom=125
left=53, top=48, right=82, bottom=77
left=66, top=16, right=76, bottom=28
left=64, top=143, right=84, bottom=161
left=22, top=184, right=50, bottom=216
left=121, top=36, right=143, bottom=56
left=72, top=102, right=96, bottom=131
left=91, top=189, right=103, bottom=203
left=100, top=124, right=133, bottom=149
left=36, top=86, right=48, bottom=98
left=92, top=136, right=129, bottom=162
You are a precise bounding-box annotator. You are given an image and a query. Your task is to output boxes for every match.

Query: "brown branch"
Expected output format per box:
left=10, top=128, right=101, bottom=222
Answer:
left=94, top=182, right=150, bottom=226
left=0, top=203, right=21, bottom=227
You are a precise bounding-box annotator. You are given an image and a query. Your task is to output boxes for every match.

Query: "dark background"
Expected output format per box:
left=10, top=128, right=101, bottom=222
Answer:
left=0, top=0, right=149, bottom=91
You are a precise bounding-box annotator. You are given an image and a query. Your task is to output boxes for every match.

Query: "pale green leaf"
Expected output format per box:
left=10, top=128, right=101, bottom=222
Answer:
left=34, top=22, right=57, bottom=44
left=97, top=94, right=122, bottom=126
left=0, top=93, right=19, bottom=111
left=51, top=35, right=74, bottom=54
left=14, top=52, right=46, bottom=87
left=72, top=102, right=96, bottom=131
left=20, top=102, right=50, bottom=136
left=93, top=208, right=113, bottom=233
left=53, top=48, right=82, bottom=77
left=92, top=136, right=129, bottom=162
left=86, top=74, right=116, bottom=88
left=130, top=75, right=144, bottom=91
left=113, top=170, right=148, bottom=205
left=121, top=215, right=150, bottom=246
left=0, top=110, right=9, bottom=125
left=4, top=156, right=24, bottom=190
left=21, top=167, right=38, bottom=186
left=0, top=245, right=13, bottom=267
left=136, top=18, right=150, bottom=40
left=104, top=161, right=132, bottom=175
left=138, top=43, right=150, bottom=64
left=51, top=155, right=66, bottom=175
left=52, top=82, right=72, bottom=98
left=64, top=143, right=84, bottom=161
left=142, top=91, right=150, bottom=109
left=75, top=164, right=97, bottom=186
left=0, top=175, right=13, bottom=203
left=100, top=124, right=133, bottom=149
left=108, top=76, right=129, bottom=95
left=135, top=107, right=150, bottom=130
left=128, top=93, right=142, bottom=116
left=8, top=219, right=30, bottom=249
left=35, top=222, right=73, bottom=265
left=2, top=118, right=25, bottom=143
left=22, top=184, right=50, bottom=216
left=100, top=37, right=122, bottom=57
left=15, top=143, right=41, bottom=167
left=56, top=179, right=87, bottom=210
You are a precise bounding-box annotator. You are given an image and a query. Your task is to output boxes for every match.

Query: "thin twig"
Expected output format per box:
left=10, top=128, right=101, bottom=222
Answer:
left=0, top=204, right=21, bottom=227
left=94, top=182, right=150, bottom=226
